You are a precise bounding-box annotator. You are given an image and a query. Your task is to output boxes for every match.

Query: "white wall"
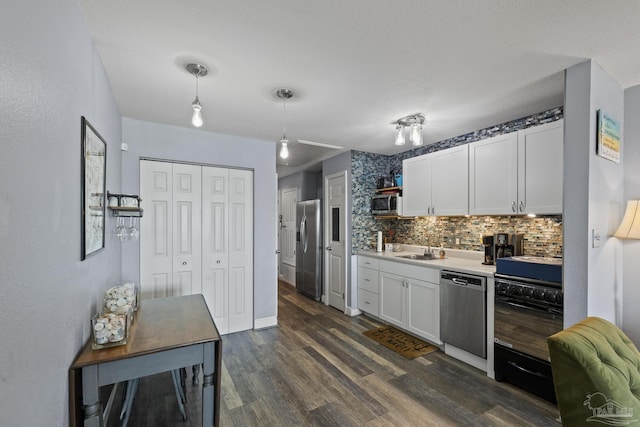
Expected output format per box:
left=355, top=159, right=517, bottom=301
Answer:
left=564, top=60, right=624, bottom=328
left=0, top=1, right=122, bottom=425
left=622, top=85, right=640, bottom=344
left=120, top=118, right=278, bottom=324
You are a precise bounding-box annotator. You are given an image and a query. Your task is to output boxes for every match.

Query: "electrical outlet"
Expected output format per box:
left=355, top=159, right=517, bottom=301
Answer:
left=592, top=229, right=601, bottom=248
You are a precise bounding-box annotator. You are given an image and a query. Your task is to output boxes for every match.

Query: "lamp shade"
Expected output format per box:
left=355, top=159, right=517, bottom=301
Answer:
left=614, top=200, right=640, bottom=239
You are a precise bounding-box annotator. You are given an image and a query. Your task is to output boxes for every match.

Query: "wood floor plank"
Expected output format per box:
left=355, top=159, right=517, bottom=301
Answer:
left=108, top=281, right=560, bottom=426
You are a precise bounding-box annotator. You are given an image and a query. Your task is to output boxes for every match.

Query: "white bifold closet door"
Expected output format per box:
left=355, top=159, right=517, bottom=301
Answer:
left=140, top=160, right=253, bottom=335
left=140, top=161, right=202, bottom=299
left=201, top=166, right=253, bottom=334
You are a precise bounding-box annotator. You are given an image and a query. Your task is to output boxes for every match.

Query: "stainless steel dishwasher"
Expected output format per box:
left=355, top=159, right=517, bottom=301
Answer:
left=440, top=270, right=487, bottom=358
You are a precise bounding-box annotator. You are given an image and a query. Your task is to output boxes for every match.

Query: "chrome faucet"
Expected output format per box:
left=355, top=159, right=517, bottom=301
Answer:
left=424, top=237, right=433, bottom=258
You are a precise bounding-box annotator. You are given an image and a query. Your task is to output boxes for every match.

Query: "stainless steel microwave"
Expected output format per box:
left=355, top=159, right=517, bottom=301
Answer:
left=371, top=193, right=401, bottom=216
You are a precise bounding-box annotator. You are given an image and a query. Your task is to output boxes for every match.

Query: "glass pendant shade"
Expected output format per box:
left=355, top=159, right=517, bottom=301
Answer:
left=191, top=97, right=203, bottom=127
left=410, top=123, right=423, bottom=146
left=395, top=125, right=406, bottom=145
left=279, top=138, right=289, bottom=159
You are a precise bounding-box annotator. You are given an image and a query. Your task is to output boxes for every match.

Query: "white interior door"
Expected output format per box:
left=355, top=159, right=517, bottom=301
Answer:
left=228, top=169, right=253, bottom=333
left=140, top=160, right=202, bottom=300
left=279, top=188, right=297, bottom=284
left=140, top=160, right=173, bottom=299
left=172, top=163, right=202, bottom=296
left=325, top=172, right=346, bottom=311
left=202, top=166, right=253, bottom=334
left=202, top=166, right=230, bottom=333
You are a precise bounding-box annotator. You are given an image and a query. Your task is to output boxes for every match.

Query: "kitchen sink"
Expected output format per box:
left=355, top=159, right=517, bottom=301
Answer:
left=397, top=253, right=437, bottom=261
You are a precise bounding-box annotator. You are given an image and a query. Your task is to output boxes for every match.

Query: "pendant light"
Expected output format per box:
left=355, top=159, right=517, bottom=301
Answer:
left=184, top=63, right=208, bottom=128
left=276, top=88, right=293, bottom=159
left=393, top=113, right=426, bottom=147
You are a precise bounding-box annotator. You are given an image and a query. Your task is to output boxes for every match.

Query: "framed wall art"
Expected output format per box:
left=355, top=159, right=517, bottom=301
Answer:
left=81, top=116, right=107, bottom=260
left=596, top=109, right=621, bottom=163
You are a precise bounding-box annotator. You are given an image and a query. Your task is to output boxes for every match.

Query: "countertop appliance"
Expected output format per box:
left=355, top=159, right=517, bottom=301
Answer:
left=440, top=270, right=487, bottom=358
left=296, top=199, right=322, bottom=301
left=371, top=193, right=401, bottom=216
left=494, top=256, right=563, bottom=403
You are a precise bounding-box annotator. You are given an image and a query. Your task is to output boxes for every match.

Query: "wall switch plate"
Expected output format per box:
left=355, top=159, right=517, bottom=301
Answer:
left=592, top=228, right=601, bottom=248
left=455, top=237, right=461, bottom=245
left=121, top=142, right=128, bottom=151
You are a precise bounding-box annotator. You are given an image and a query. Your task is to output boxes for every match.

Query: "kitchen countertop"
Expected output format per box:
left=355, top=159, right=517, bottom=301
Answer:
left=358, top=247, right=496, bottom=277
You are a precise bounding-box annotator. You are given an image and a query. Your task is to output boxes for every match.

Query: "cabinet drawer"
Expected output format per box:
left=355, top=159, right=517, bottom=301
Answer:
left=358, top=289, right=379, bottom=316
left=358, top=267, right=379, bottom=293
left=358, top=256, right=380, bottom=270
left=379, top=259, right=439, bottom=283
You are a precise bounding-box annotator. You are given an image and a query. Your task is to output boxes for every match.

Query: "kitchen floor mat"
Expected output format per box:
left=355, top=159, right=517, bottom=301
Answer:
left=363, top=325, right=438, bottom=360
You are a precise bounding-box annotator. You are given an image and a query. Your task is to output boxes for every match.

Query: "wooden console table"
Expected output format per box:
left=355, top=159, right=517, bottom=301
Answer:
left=70, top=294, right=222, bottom=426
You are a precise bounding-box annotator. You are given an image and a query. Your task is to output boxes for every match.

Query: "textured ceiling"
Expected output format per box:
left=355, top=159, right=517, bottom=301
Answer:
left=79, top=0, right=640, bottom=176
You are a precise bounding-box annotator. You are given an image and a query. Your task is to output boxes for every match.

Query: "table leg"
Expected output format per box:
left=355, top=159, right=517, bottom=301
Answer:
left=81, top=365, right=103, bottom=427
left=202, top=340, right=221, bottom=426
left=214, top=339, right=222, bottom=427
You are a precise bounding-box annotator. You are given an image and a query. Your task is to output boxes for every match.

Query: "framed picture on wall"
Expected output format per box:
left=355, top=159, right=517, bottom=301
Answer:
left=81, top=116, right=107, bottom=260
left=596, top=109, right=621, bottom=163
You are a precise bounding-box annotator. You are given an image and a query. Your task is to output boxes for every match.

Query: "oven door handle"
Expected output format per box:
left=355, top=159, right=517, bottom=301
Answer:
left=507, top=361, right=548, bottom=378
left=501, top=300, right=541, bottom=311
left=498, top=298, right=562, bottom=315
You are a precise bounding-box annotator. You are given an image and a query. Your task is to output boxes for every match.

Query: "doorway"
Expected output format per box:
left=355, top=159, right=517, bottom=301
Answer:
left=324, top=171, right=347, bottom=312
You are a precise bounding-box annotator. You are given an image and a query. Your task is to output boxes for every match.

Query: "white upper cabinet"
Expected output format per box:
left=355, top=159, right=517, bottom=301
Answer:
left=517, top=120, right=564, bottom=215
left=402, top=145, right=469, bottom=217
left=431, top=145, right=469, bottom=216
left=402, top=154, right=431, bottom=216
left=469, top=133, right=519, bottom=215
left=469, top=120, right=563, bottom=215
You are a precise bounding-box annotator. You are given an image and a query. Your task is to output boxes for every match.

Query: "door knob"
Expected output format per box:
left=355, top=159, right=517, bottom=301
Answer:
left=275, top=250, right=281, bottom=254
left=182, top=261, right=187, bottom=265
left=326, top=246, right=332, bottom=250
left=216, top=260, right=221, bottom=264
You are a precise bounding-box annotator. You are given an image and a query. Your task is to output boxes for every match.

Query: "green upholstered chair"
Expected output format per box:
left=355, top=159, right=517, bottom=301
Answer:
left=547, top=317, right=640, bottom=426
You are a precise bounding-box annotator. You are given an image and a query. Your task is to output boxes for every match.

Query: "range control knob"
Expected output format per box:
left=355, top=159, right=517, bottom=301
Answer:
left=533, top=289, right=545, bottom=300
left=545, top=292, right=558, bottom=303
left=524, top=287, right=535, bottom=298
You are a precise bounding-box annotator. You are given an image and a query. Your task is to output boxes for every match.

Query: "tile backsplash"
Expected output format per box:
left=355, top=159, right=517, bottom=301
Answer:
left=374, top=215, right=563, bottom=258
left=350, top=106, right=564, bottom=258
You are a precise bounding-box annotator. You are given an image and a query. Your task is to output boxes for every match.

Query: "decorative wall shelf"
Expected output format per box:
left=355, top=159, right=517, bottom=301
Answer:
left=107, top=192, right=143, bottom=217
left=375, top=186, right=402, bottom=193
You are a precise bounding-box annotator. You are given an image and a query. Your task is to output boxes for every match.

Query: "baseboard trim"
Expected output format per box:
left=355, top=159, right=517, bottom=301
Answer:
left=254, top=316, right=278, bottom=330
left=345, top=307, right=362, bottom=317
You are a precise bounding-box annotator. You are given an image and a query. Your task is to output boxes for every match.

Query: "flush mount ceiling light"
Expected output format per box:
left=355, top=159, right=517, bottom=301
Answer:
left=276, top=88, right=294, bottom=159
left=394, top=114, right=426, bottom=146
left=184, top=63, right=208, bottom=128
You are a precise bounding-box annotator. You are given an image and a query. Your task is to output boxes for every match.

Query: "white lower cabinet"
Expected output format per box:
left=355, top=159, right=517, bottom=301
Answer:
left=357, top=256, right=380, bottom=316
left=378, top=260, right=441, bottom=344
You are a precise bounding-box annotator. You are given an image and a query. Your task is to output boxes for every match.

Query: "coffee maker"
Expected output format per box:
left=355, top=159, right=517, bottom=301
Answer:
left=494, top=233, right=524, bottom=260
left=482, top=235, right=495, bottom=265
left=481, top=233, right=524, bottom=265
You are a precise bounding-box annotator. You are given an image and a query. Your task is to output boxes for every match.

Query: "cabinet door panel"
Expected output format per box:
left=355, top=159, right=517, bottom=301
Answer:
left=402, top=155, right=431, bottom=216
left=406, top=278, right=441, bottom=344
left=379, top=271, right=405, bottom=328
left=469, top=133, right=518, bottom=215
left=431, top=145, right=468, bottom=216
left=518, top=120, right=563, bottom=214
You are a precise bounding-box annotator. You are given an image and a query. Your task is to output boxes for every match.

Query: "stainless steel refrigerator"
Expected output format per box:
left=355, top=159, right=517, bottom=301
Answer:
left=296, top=199, right=322, bottom=301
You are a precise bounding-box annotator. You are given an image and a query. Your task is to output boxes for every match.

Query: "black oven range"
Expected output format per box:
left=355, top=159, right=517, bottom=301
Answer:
left=493, top=256, right=563, bottom=403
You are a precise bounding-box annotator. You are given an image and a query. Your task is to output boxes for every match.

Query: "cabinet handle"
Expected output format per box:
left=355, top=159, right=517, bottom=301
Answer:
left=511, top=201, right=516, bottom=213
left=432, top=206, right=435, bottom=215
left=519, top=201, right=524, bottom=212
left=365, top=301, right=370, bottom=305
left=365, top=278, right=370, bottom=282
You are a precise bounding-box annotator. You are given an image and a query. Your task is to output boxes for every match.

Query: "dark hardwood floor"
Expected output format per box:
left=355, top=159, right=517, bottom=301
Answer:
left=108, top=281, right=559, bottom=426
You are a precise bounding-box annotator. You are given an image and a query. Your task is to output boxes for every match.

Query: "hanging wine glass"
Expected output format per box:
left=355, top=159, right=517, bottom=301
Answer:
left=128, top=217, right=139, bottom=241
